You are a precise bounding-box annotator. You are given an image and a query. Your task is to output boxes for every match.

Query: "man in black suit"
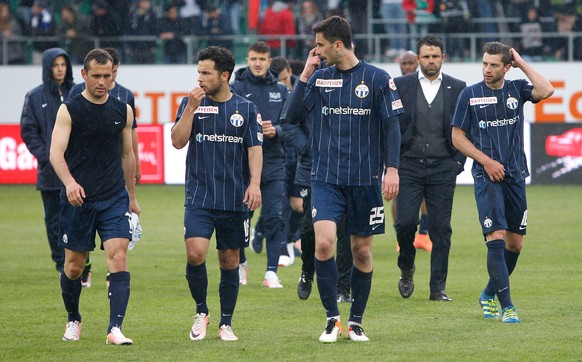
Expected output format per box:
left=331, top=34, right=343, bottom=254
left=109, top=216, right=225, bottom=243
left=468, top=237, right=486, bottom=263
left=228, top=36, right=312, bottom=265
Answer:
left=393, top=34, right=466, bottom=301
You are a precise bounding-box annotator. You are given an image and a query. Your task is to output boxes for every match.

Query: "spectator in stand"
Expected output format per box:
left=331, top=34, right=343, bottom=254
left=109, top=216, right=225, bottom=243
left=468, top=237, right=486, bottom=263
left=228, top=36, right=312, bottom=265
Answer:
left=552, top=0, right=581, bottom=60
left=91, top=0, right=122, bottom=49
left=222, top=0, right=242, bottom=35
left=178, top=0, right=206, bottom=35
left=297, top=0, right=323, bottom=59
left=258, top=0, right=296, bottom=57
left=381, top=0, right=408, bottom=58
left=0, top=2, right=26, bottom=65
left=29, top=0, right=57, bottom=61
left=518, top=6, right=545, bottom=62
left=124, top=0, right=158, bottom=64
left=18, top=0, right=34, bottom=32
left=439, top=0, right=471, bottom=61
left=201, top=3, right=232, bottom=49
left=56, top=5, right=91, bottom=65
left=403, top=0, right=436, bottom=50
left=505, top=0, right=535, bottom=33
left=159, top=4, right=187, bottom=64
left=468, top=0, right=498, bottom=42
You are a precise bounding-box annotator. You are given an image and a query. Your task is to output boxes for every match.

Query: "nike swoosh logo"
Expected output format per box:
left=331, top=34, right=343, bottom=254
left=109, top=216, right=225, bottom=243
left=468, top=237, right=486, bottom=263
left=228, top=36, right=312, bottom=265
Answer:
left=42, top=103, right=48, bottom=108
left=372, top=224, right=381, bottom=230
left=115, top=121, right=121, bottom=124
left=199, top=115, right=210, bottom=119
left=245, top=93, right=252, bottom=97
left=498, top=287, right=508, bottom=293
left=519, top=226, right=526, bottom=230
left=324, top=88, right=335, bottom=93
left=479, top=104, right=489, bottom=108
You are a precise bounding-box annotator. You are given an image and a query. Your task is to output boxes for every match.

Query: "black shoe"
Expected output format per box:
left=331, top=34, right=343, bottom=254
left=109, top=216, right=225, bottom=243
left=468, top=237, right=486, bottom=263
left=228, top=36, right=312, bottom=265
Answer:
left=337, top=292, right=353, bottom=303
left=398, top=266, right=415, bottom=298
left=429, top=291, right=452, bottom=302
left=297, top=271, right=313, bottom=300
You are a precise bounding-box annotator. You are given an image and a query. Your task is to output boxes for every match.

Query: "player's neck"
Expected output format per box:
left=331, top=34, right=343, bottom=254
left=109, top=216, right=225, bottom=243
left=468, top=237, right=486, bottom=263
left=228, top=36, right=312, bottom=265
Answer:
left=209, top=88, right=233, bottom=103
left=81, top=89, right=109, bottom=104
left=336, top=52, right=360, bottom=71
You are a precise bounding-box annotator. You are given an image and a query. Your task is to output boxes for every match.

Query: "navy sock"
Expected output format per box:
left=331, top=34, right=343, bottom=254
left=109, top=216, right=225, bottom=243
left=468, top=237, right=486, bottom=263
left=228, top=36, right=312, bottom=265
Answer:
left=239, top=247, right=247, bottom=264
left=349, top=266, right=372, bottom=325
left=219, top=267, right=239, bottom=327
left=419, top=214, right=429, bottom=235
left=186, top=262, right=208, bottom=315
left=484, top=248, right=521, bottom=296
left=315, top=257, right=339, bottom=318
left=486, top=239, right=512, bottom=309
left=266, top=237, right=279, bottom=274
left=108, top=271, right=130, bottom=333
left=60, top=271, right=82, bottom=322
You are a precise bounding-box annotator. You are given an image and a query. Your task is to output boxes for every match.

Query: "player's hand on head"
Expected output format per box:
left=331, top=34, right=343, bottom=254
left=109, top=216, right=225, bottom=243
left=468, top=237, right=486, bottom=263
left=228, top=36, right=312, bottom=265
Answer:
left=300, top=48, right=321, bottom=81
left=65, top=181, right=85, bottom=207
left=243, top=184, right=261, bottom=211
left=509, top=48, right=522, bottom=68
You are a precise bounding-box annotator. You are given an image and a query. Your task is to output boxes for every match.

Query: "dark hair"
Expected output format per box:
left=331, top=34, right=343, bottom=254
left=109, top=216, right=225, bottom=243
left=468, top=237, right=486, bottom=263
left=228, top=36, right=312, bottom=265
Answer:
left=417, top=34, right=444, bottom=55
left=248, top=41, right=271, bottom=55
left=270, top=56, right=290, bottom=74
left=83, top=48, right=113, bottom=72
left=483, top=41, right=512, bottom=65
left=312, top=15, right=352, bottom=50
left=288, top=59, right=305, bottom=76
left=103, top=47, right=120, bottom=66
left=197, top=46, right=235, bottom=81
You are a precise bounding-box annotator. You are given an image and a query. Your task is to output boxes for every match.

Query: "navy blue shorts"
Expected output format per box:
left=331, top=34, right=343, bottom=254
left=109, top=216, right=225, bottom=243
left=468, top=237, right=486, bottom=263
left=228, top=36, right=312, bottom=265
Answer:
left=311, top=180, right=384, bottom=236
left=289, top=183, right=306, bottom=199
left=59, top=188, right=131, bottom=252
left=184, top=208, right=249, bottom=250
left=474, top=176, right=528, bottom=237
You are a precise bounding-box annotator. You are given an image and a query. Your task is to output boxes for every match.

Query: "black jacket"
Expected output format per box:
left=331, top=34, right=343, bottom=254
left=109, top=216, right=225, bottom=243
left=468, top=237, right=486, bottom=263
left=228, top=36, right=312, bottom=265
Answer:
left=231, top=67, right=288, bottom=182
left=394, top=71, right=467, bottom=168
left=20, top=48, right=74, bottom=190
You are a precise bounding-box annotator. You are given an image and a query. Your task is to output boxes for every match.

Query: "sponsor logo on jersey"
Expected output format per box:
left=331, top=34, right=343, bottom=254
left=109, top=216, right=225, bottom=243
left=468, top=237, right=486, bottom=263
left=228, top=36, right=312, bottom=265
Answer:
left=315, top=79, right=343, bottom=87
left=478, top=115, right=519, bottom=129
left=388, top=78, right=397, bottom=91
left=257, top=132, right=263, bottom=142
left=469, top=97, right=497, bottom=106
left=195, top=106, right=219, bottom=114
left=256, top=113, right=263, bottom=126
left=321, top=106, right=371, bottom=116
left=312, top=207, right=317, bottom=218
left=230, top=113, right=244, bottom=127
left=269, top=92, right=282, bottom=102
left=195, top=132, right=243, bottom=143
left=483, top=217, right=492, bottom=228
left=354, top=84, right=369, bottom=98
left=506, top=96, right=519, bottom=110
left=392, top=99, right=403, bottom=111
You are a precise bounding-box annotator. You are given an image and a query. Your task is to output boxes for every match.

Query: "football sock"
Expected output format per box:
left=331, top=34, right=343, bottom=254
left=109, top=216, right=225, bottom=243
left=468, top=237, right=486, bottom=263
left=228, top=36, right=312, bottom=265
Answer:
left=315, top=256, right=339, bottom=318
left=484, top=248, right=521, bottom=296
left=83, top=256, right=91, bottom=274
left=239, top=247, right=247, bottom=264
left=60, top=271, right=82, bottom=322
left=186, top=262, right=209, bottom=315
left=266, top=237, right=279, bottom=274
left=419, top=214, right=429, bottom=235
left=108, top=271, right=130, bottom=333
left=486, top=239, right=512, bottom=309
left=349, top=266, right=372, bottom=325
left=219, top=267, right=239, bottom=327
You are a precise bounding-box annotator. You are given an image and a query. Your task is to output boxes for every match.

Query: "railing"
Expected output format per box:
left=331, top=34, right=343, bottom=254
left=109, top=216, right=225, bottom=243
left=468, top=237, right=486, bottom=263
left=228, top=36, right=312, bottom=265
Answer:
left=2, top=31, right=582, bottom=66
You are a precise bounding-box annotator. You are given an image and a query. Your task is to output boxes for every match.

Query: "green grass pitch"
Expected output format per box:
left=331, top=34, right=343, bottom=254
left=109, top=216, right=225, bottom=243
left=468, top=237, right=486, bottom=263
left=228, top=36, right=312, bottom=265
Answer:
left=0, top=184, right=581, bottom=361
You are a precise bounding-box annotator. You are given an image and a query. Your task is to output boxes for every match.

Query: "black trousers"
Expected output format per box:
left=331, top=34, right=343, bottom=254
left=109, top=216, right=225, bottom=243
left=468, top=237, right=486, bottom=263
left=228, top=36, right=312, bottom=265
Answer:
left=395, top=157, right=458, bottom=293
left=300, top=188, right=352, bottom=294
left=41, top=190, right=64, bottom=272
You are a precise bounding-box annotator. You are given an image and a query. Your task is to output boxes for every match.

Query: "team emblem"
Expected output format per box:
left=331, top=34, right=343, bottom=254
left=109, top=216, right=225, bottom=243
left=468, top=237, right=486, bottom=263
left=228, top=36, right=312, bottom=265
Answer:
left=312, top=207, right=317, bottom=218
left=230, top=113, right=244, bottom=127
left=506, top=96, right=518, bottom=110
left=355, top=84, right=369, bottom=98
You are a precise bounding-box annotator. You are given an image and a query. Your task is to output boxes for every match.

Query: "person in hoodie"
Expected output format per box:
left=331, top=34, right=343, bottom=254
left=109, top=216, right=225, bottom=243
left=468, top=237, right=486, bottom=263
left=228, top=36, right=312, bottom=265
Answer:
left=258, top=0, right=297, bottom=57
left=230, top=41, right=288, bottom=288
left=20, top=47, right=75, bottom=273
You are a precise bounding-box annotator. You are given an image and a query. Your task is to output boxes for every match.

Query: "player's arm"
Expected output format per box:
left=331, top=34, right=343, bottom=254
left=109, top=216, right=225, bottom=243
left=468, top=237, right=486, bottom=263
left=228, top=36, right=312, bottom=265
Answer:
left=510, top=48, right=554, bottom=102
left=132, top=128, right=141, bottom=184
left=452, top=126, right=505, bottom=182
left=121, top=104, right=140, bottom=215
left=383, top=117, right=400, bottom=201
left=50, top=104, right=85, bottom=206
left=171, top=87, right=205, bottom=149
left=244, top=145, right=262, bottom=211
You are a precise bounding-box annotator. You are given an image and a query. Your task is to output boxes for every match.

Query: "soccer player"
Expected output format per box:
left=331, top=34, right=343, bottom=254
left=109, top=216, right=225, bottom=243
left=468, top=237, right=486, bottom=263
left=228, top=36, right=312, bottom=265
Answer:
left=393, top=35, right=466, bottom=302
left=50, top=48, right=139, bottom=344
left=69, top=47, right=141, bottom=288
left=20, top=47, right=75, bottom=274
left=452, top=42, right=554, bottom=322
left=171, top=46, right=262, bottom=341
left=287, top=16, right=404, bottom=342
left=230, top=41, right=288, bottom=288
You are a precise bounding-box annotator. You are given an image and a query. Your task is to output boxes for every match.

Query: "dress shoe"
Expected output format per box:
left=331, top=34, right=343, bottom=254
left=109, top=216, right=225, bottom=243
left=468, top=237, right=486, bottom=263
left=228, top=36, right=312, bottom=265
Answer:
left=398, top=266, right=415, bottom=298
left=429, top=291, right=452, bottom=301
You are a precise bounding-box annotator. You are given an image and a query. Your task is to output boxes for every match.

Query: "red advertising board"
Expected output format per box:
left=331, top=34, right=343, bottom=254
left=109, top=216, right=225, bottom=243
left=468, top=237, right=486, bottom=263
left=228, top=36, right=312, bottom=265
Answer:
left=0, top=124, right=165, bottom=184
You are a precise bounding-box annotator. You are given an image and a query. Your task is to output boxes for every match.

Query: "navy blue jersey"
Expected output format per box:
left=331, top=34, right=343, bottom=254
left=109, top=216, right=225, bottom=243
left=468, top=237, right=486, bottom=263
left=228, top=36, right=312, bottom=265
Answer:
left=64, top=95, right=128, bottom=201
left=175, top=93, right=262, bottom=212
left=303, top=61, right=404, bottom=186
left=69, top=82, right=137, bottom=128
left=452, top=79, right=534, bottom=182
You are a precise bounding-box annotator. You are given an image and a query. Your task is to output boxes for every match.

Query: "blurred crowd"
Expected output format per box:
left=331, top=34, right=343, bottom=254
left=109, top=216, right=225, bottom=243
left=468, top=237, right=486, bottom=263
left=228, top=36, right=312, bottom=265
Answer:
left=1, top=0, right=582, bottom=65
